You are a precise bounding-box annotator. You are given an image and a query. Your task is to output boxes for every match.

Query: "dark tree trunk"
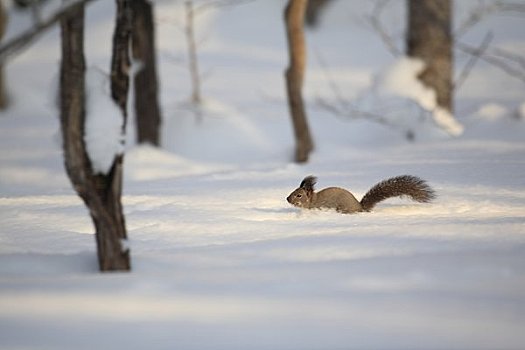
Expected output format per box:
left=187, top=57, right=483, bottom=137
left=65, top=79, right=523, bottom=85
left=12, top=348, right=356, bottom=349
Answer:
left=284, top=0, right=314, bottom=163
left=60, top=3, right=130, bottom=271
left=131, top=0, right=161, bottom=146
left=407, top=0, right=453, bottom=113
left=111, top=0, right=132, bottom=115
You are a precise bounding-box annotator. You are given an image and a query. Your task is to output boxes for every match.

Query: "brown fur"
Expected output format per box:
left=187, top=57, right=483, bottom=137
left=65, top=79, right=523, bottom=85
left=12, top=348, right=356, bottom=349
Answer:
left=287, top=175, right=435, bottom=214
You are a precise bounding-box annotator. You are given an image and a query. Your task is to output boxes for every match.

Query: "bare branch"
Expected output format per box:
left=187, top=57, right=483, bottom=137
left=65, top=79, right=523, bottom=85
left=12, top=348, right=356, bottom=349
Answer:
left=314, top=49, right=411, bottom=137
left=0, top=0, right=97, bottom=64
left=313, top=49, right=351, bottom=111
left=490, top=46, right=525, bottom=70
left=454, top=32, right=493, bottom=91
left=457, top=41, right=525, bottom=84
left=366, top=0, right=401, bottom=57
left=316, top=96, right=415, bottom=140
left=455, top=1, right=525, bottom=38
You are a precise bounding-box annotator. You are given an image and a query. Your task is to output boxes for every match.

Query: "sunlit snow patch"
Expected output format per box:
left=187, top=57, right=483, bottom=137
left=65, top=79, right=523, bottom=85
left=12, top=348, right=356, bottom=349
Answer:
left=476, top=103, right=509, bottom=121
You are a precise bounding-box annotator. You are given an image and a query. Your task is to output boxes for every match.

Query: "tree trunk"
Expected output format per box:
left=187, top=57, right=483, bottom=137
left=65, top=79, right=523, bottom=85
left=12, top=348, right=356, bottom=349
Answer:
left=305, top=0, right=332, bottom=27
left=284, top=0, right=313, bottom=163
left=131, top=0, right=161, bottom=146
left=407, top=0, right=453, bottom=113
left=0, top=2, right=8, bottom=109
left=185, top=0, right=201, bottom=106
left=111, top=0, right=132, bottom=115
left=60, top=3, right=130, bottom=271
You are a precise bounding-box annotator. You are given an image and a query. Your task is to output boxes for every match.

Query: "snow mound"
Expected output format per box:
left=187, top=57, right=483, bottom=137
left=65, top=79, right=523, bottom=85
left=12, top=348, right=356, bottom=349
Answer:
left=377, top=57, right=464, bottom=136
left=476, top=103, right=509, bottom=120
left=163, top=98, right=277, bottom=164
left=125, top=144, right=228, bottom=181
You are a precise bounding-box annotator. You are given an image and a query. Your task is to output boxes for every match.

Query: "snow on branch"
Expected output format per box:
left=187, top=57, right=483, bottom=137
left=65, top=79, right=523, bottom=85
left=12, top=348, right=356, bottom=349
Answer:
left=377, top=57, right=464, bottom=136
left=85, top=69, right=124, bottom=175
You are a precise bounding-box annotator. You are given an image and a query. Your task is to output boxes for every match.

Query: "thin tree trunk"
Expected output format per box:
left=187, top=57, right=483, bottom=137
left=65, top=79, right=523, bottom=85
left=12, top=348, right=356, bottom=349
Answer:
left=284, top=0, right=313, bottom=163
left=0, top=2, right=8, bottom=109
left=305, top=0, right=332, bottom=27
left=131, top=0, right=161, bottom=146
left=104, top=0, right=132, bottom=269
left=60, top=2, right=130, bottom=271
left=407, top=0, right=453, bottom=112
left=185, top=0, right=201, bottom=105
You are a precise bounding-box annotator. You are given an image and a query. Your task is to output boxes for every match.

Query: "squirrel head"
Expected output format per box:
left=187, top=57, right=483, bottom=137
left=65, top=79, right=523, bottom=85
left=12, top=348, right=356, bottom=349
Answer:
left=287, top=176, right=316, bottom=209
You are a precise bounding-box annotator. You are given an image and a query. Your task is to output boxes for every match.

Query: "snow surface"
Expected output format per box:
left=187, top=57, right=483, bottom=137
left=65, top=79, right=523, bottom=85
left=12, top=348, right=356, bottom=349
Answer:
left=1, top=1, right=525, bottom=349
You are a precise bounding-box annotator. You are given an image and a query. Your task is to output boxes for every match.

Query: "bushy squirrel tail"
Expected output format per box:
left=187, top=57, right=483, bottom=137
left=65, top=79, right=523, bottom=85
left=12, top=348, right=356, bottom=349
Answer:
left=360, top=175, right=436, bottom=212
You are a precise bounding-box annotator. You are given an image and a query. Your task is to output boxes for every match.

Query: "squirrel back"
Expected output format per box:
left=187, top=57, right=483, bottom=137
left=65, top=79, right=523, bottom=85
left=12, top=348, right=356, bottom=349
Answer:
left=287, top=175, right=435, bottom=214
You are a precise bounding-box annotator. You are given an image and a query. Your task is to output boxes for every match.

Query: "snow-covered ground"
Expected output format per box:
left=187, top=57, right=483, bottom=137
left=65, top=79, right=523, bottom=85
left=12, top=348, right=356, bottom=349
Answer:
left=1, top=1, right=525, bottom=349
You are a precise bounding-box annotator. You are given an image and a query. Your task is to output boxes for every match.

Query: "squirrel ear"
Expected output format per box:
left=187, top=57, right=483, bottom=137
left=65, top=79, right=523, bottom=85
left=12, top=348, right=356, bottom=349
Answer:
left=300, top=176, right=317, bottom=192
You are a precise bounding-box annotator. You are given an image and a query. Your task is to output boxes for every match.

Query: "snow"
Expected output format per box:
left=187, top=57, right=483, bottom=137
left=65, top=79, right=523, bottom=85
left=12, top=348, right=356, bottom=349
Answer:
left=1, top=1, right=525, bottom=349
left=377, top=57, right=464, bottom=136
left=476, top=102, right=509, bottom=120
left=84, top=68, right=124, bottom=174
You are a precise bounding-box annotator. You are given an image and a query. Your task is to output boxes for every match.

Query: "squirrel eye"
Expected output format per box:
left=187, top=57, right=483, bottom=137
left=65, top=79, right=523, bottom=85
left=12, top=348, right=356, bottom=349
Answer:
left=297, top=194, right=302, bottom=198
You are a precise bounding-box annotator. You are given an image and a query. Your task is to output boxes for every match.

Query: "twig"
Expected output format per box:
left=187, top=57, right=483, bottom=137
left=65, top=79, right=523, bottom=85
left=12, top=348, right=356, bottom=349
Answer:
left=455, top=1, right=525, bottom=38
left=314, top=48, right=412, bottom=138
left=457, top=41, right=525, bottom=84
left=366, top=0, right=400, bottom=57
left=0, top=0, right=97, bottom=64
left=490, top=46, right=525, bottom=70
left=454, top=32, right=493, bottom=91
left=185, top=0, right=202, bottom=106
left=313, top=49, right=351, bottom=111
left=316, top=96, right=416, bottom=140
left=316, top=97, right=396, bottom=128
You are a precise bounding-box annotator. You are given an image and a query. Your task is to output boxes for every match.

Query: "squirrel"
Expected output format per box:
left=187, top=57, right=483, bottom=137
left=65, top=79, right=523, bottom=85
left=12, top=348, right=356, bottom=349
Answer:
left=286, top=175, right=435, bottom=214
